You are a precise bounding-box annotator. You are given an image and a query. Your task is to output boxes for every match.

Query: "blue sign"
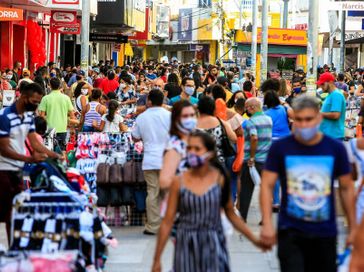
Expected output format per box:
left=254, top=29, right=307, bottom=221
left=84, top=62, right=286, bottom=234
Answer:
left=348, top=11, right=364, bottom=17
left=178, top=9, right=193, bottom=41
left=362, top=19, right=364, bottom=30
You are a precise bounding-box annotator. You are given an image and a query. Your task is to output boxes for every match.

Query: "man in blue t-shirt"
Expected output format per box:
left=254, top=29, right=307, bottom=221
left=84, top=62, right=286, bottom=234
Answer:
left=260, top=95, right=356, bottom=272
left=318, top=72, right=346, bottom=139
left=169, top=77, right=198, bottom=106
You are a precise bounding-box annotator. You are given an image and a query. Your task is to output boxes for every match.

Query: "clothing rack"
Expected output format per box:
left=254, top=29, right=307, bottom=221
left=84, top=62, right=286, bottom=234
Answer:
left=10, top=192, right=100, bottom=268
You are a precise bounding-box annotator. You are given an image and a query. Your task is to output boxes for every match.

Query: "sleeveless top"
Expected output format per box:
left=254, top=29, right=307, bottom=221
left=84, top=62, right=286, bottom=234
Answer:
left=84, top=101, right=102, bottom=127
left=174, top=178, right=230, bottom=272
left=76, top=95, right=87, bottom=113
left=201, top=124, right=225, bottom=162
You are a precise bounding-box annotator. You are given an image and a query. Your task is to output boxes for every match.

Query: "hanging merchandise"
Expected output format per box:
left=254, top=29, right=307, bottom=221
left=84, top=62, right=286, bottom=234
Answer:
left=26, top=20, right=46, bottom=69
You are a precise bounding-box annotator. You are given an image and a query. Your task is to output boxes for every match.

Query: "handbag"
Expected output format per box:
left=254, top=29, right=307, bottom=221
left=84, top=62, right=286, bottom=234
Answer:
left=123, top=160, right=136, bottom=183
left=109, top=158, right=123, bottom=185
left=217, top=117, right=236, bottom=157
left=232, top=136, right=245, bottom=173
left=135, top=161, right=145, bottom=183
left=96, top=162, right=110, bottom=185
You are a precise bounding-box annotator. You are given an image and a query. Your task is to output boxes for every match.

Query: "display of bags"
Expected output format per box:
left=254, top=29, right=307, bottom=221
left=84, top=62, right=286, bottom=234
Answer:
left=123, top=161, right=135, bottom=183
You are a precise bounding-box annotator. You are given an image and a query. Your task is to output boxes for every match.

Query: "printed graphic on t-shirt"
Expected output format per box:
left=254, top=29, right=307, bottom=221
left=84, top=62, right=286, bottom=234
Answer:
left=285, top=156, right=334, bottom=222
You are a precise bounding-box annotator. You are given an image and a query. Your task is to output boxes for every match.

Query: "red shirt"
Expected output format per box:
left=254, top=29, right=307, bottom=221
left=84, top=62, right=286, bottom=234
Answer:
left=100, top=79, right=119, bottom=95
left=93, top=78, right=104, bottom=89
left=244, top=91, right=253, bottom=98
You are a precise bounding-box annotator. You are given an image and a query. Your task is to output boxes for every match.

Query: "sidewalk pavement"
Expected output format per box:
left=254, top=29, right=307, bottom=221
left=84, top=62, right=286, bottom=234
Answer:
left=0, top=190, right=348, bottom=272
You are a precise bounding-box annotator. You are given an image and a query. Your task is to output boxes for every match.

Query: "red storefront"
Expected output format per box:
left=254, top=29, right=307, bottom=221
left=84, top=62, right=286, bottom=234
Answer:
left=0, top=2, right=60, bottom=71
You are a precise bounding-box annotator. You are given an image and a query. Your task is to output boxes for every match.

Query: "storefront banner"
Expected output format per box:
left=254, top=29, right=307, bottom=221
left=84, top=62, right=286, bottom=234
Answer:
left=50, top=11, right=80, bottom=34
left=236, top=28, right=307, bottom=47
left=178, top=8, right=192, bottom=41
left=0, top=7, right=23, bottom=21
left=52, top=0, right=79, bottom=4
left=328, top=2, right=364, bottom=11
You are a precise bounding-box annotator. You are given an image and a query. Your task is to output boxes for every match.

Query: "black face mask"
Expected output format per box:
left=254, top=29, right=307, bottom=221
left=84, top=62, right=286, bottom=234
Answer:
left=245, top=111, right=252, bottom=117
left=24, top=101, right=38, bottom=112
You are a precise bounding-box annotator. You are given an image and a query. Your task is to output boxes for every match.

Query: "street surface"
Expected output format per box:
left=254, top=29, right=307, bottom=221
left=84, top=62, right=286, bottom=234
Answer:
left=0, top=191, right=347, bottom=272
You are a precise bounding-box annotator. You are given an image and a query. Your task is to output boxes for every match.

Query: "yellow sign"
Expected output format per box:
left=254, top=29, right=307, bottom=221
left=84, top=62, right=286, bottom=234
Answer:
left=197, top=18, right=213, bottom=40
left=236, top=28, right=307, bottom=46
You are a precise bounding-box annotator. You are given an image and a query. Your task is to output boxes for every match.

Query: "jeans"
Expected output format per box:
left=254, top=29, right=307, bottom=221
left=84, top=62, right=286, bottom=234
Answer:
left=278, top=229, right=336, bottom=272
left=82, top=126, right=95, bottom=133
left=225, top=156, right=238, bottom=203
left=239, top=162, right=264, bottom=221
left=273, top=179, right=280, bottom=206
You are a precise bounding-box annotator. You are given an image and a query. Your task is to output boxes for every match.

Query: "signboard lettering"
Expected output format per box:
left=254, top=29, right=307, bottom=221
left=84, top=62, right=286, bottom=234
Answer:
left=90, top=33, right=128, bottom=43
left=0, top=7, right=23, bottom=21
left=50, top=11, right=80, bottom=34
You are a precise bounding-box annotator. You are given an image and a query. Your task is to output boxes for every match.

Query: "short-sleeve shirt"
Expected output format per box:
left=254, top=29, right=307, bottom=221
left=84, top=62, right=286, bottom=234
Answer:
left=100, top=79, right=119, bottom=95
left=165, top=135, right=187, bottom=174
left=0, top=103, right=35, bottom=170
left=265, top=135, right=351, bottom=237
left=101, top=113, right=123, bottom=133
left=132, top=107, right=171, bottom=170
left=243, top=112, right=272, bottom=162
left=264, top=105, right=290, bottom=139
left=169, top=95, right=198, bottom=106
left=38, top=90, right=74, bottom=133
left=320, top=89, right=346, bottom=139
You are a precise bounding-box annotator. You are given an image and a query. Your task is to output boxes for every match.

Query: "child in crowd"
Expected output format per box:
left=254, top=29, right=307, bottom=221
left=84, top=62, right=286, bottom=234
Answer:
left=93, top=99, right=128, bottom=133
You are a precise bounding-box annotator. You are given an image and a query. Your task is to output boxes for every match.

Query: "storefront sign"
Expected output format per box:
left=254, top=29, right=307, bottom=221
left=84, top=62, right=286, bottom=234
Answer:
left=0, top=7, right=23, bottom=21
left=2, top=90, right=15, bottom=107
left=328, top=2, right=364, bottom=11
left=345, top=31, right=364, bottom=41
left=52, top=0, right=79, bottom=4
left=178, top=8, right=192, bottom=41
left=50, top=11, right=80, bottom=34
left=90, top=33, right=128, bottom=43
left=236, top=28, right=307, bottom=47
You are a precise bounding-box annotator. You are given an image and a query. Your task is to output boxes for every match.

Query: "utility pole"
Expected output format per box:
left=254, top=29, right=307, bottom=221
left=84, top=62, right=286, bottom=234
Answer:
left=283, top=0, right=289, bottom=28
left=219, top=0, right=225, bottom=61
left=306, top=0, right=319, bottom=96
left=260, top=0, right=268, bottom=83
left=340, top=6, right=346, bottom=72
left=251, top=0, right=258, bottom=79
left=80, top=0, right=90, bottom=72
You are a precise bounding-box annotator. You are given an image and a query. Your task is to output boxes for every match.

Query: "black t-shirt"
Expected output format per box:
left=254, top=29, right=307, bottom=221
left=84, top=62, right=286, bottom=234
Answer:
left=265, top=135, right=350, bottom=237
left=164, top=83, right=182, bottom=99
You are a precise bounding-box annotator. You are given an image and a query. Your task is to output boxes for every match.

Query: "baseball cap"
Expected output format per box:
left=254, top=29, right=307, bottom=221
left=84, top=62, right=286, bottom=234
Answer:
left=316, top=72, right=335, bottom=85
left=93, top=67, right=100, bottom=74
left=78, top=70, right=86, bottom=76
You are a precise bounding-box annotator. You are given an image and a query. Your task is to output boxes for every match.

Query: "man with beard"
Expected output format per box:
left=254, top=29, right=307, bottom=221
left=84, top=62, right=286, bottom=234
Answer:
left=0, top=83, right=61, bottom=243
left=318, top=72, right=346, bottom=140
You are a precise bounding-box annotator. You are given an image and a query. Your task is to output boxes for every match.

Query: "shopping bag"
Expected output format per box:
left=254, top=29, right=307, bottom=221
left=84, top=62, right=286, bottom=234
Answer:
left=249, top=166, right=261, bottom=186
left=232, top=136, right=245, bottom=173
left=338, top=248, right=351, bottom=272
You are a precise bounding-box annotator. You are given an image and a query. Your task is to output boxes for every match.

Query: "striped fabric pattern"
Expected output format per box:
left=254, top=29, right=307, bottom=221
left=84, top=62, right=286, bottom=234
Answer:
left=84, top=102, right=102, bottom=127
left=243, top=112, right=272, bottom=163
left=174, top=183, right=230, bottom=272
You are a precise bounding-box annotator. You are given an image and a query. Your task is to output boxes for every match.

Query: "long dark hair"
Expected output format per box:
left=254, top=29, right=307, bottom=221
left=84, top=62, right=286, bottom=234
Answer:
left=167, top=73, right=179, bottom=85
left=189, top=130, right=231, bottom=206
left=264, top=90, right=281, bottom=109
left=106, top=99, right=119, bottom=122
left=74, top=81, right=86, bottom=98
left=170, top=100, right=194, bottom=137
left=227, top=90, right=245, bottom=108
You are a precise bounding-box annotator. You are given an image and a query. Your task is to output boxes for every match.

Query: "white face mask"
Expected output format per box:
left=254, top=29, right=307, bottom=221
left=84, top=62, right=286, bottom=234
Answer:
left=120, top=83, right=126, bottom=89
left=81, top=89, right=88, bottom=95
left=6, top=75, right=12, bottom=80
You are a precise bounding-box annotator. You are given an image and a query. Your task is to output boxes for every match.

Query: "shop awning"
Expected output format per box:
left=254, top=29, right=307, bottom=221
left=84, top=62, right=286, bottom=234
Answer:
left=237, top=44, right=307, bottom=55
left=346, top=37, right=364, bottom=44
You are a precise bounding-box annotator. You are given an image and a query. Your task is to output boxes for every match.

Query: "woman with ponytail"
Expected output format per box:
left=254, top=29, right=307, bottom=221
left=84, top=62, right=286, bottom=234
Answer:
left=152, top=131, right=267, bottom=272
left=93, top=99, right=127, bottom=132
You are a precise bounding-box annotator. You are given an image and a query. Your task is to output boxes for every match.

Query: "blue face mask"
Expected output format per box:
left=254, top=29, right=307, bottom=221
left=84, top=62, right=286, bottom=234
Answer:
left=294, top=125, right=320, bottom=141
left=187, top=152, right=210, bottom=168
left=177, top=117, right=197, bottom=134
left=50, top=72, right=56, bottom=78
left=293, top=87, right=301, bottom=94
left=184, top=86, right=195, bottom=96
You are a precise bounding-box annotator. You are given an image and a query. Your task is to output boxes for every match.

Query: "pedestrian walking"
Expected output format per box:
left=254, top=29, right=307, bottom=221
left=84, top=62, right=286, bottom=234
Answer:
left=318, top=72, right=346, bottom=140
left=132, top=89, right=171, bottom=235
left=240, top=97, right=272, bottom=222
left=260, top=95, right=357, bottom=272
left=152, top=131, right=266, bottom=272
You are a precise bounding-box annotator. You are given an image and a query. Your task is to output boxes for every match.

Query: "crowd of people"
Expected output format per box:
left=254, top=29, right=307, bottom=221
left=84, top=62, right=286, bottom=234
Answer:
left=0, top=59, right=364, bottom=271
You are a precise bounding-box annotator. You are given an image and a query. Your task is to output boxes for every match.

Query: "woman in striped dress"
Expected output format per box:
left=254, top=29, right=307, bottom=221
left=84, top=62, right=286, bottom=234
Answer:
left=152, top=131, right=266, bottom=272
